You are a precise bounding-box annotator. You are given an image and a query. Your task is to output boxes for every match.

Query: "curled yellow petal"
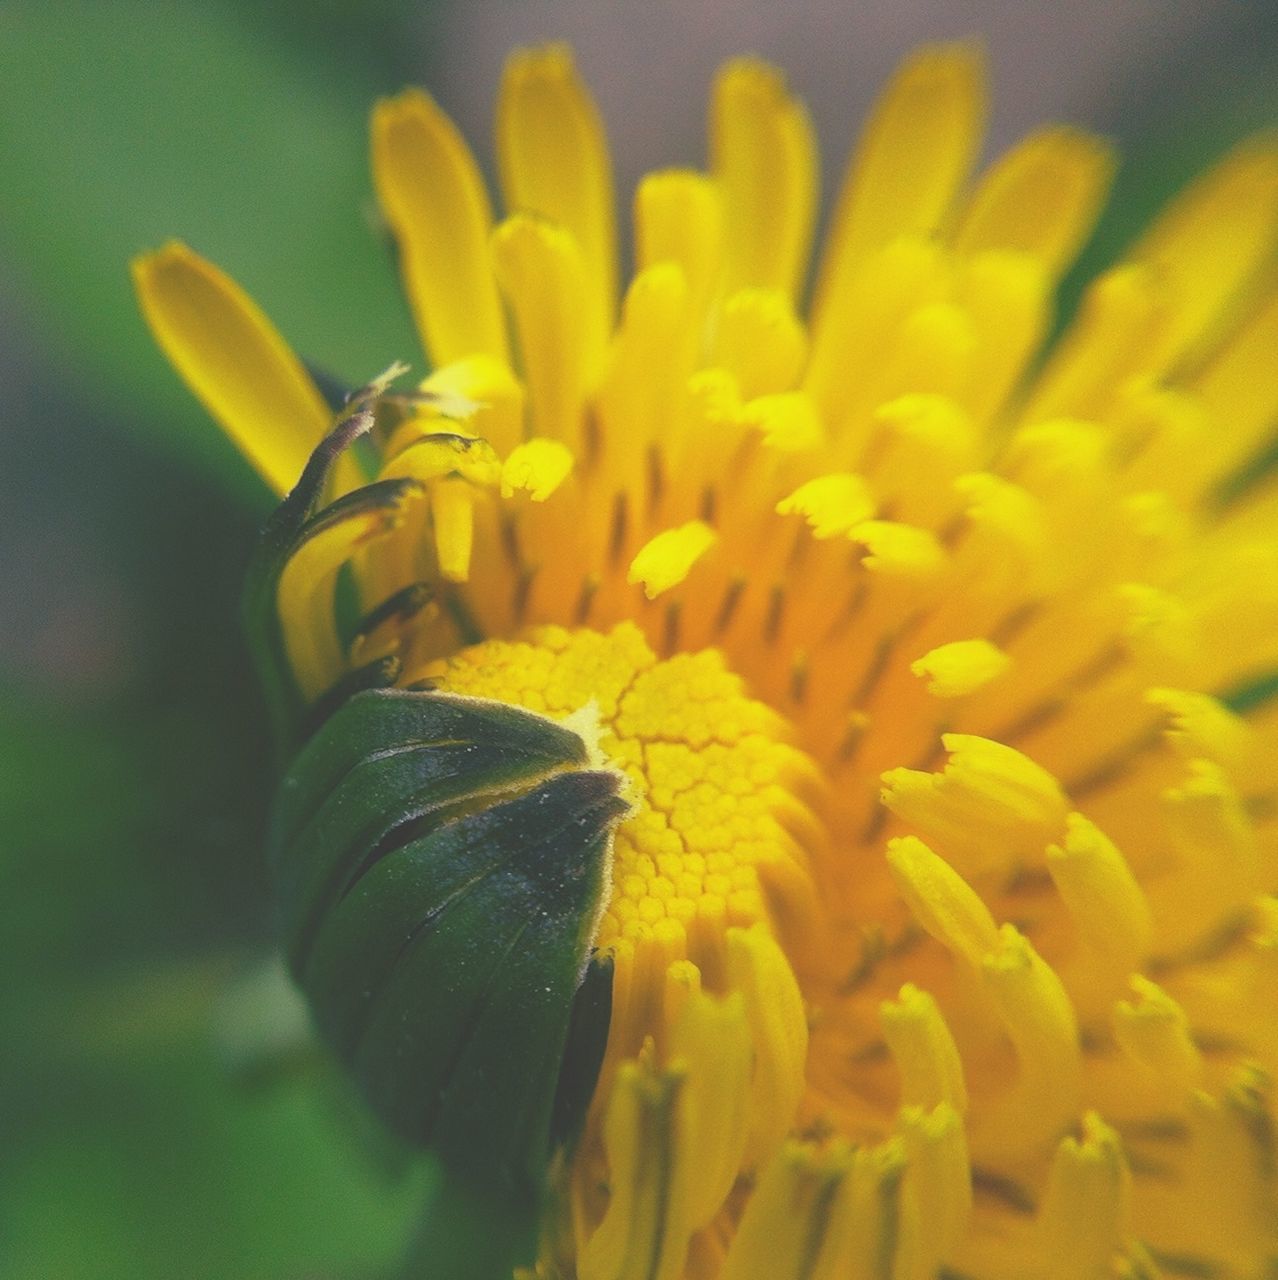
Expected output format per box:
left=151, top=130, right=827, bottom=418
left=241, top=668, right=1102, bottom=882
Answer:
left=417, top=354, right=526, bottom=458
left=132, top=241, right=332, bottom=496
left=1114, top=975, right=1204, bottom=1103
left=977, top=925, right=1081, bottom=1160
left=894, top=1103, right=971, bottom=1280
left=1046, top=814, right=1152, bottom=1015
left=430, top=477, right=477, bottom=583
left=278, top=490, right=418, bottom=699
left=886, top=836, right=1000, bottom=969
left=1034, top=1114, right=1129, bottom=1278
left=726, top=924, right=808, bottom=1169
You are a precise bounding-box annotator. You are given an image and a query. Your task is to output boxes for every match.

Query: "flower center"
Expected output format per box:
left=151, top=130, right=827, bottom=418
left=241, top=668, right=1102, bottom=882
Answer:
left=418, top=621, right=822, bottom=1053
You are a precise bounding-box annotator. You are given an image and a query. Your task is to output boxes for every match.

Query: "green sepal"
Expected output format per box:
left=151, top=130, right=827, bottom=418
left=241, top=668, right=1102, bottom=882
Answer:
left=268, top=686, right=627, bottom=1210
left=272, top=691, right=597, bottom=976
left=267, top=687, right=591, bottom=859
left=550, top=953, right=613, bottom=1156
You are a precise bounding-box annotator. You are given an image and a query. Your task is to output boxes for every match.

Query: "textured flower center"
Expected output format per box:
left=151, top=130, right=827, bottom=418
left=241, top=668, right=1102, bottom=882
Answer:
left=422, top=622, right=819, bottom=1057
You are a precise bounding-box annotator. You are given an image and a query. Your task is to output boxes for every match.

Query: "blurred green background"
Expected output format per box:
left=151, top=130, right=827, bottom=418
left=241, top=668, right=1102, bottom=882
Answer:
left=1, top=1, right=1276, bottom=1276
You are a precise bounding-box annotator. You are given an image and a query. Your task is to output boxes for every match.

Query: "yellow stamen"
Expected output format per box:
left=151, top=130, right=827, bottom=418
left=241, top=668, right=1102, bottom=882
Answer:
left=501, top=439, right=574, bottom=501
left=628, top=522, right=718, bottom=600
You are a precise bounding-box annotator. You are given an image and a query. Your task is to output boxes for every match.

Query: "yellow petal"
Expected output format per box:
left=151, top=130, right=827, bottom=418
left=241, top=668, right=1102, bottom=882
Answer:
left=976, top=925, right=1081, bottom=1160
left=380, top=432, right=501, bottom=488
left=634, top=168, right=723, bottom=313
left=1191, top=288, right=1278, bottom=479
left=710, top=57, right=818, bottom=300
left=712, top=288, right=807, bottom=399
left=497, top=44, right=616, bottom=342
left=430, top=477, right=476, bottom=583
left=1046, top=814, right=1152, bottom=1015
left=813, top=43, right=986, bottom=329
left=665, top=988, right=754, bottom=1229
left=851, top=521, right=946, bottom=581
left=1114, top=976, right=1204, bottom=1102
left=881, top=734, right=1068, bottom=874
left=726, top=924, right=808, bottom=1169
left=1022, top=263, right=1168, bottom=422
left=881, top=983, right=968, bottom=1113
left=953, top=126, right=1115, bottom=275
left=1145, top=688, right=1250, bottom=770
left=886, top=836, right=1000, bottom=969
left=740, top=391, right=824, bottom=452
left=418, top=354, right=526, bottom=458
left=491, top=214, right=596, bottom=448
left=804, top=236, right=949, bottom=433
left=580, top=990, right=753, bottom=1280
left=894, top=1103, right=971, bottom=1280
left=132, top=241, right=332, bottom=496
left=871, top=394, right=976, bottom=526
left=1129, top=133, right=1278, bottom=365
left=1129, top=1069, right=1278, bottom=1271
left=370, top=90, right=508, bottom=365
left=1034, top=1114, right=1129, bottom=1278
left=721, top=1140, right=905, bottom=1280
left=954, top=250, right=1051, bottom=423
left=578, top=1056, right=682, bottom=1280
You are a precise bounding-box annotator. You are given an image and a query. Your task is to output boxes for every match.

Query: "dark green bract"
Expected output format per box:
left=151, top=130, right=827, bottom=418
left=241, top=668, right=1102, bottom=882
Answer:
left=269, top=686, right=625, bottom=1197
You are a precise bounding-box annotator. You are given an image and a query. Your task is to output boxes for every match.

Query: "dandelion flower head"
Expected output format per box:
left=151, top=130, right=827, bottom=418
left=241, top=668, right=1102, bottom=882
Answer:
left=134, top=43, right=1278, bottom=1279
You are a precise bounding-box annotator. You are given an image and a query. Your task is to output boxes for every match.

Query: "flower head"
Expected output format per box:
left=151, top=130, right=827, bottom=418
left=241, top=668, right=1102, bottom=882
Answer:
left=135, top=42, right=1278, bottom=1279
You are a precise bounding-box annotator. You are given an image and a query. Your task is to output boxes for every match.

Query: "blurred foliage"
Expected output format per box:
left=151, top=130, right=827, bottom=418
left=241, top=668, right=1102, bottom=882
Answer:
left=0, top=1, right=1275, bottom=1277
left=0, top=0, right=423, bottom=500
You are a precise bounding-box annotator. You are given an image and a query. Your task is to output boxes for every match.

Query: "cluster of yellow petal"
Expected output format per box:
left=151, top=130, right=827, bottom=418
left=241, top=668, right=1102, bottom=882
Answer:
left=133, top=39, right=1278, bottom=1280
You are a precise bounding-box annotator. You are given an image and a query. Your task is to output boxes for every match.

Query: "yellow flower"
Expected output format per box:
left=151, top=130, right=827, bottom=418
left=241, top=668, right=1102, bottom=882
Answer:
left=133, top=41, right=1278, bottom=1280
